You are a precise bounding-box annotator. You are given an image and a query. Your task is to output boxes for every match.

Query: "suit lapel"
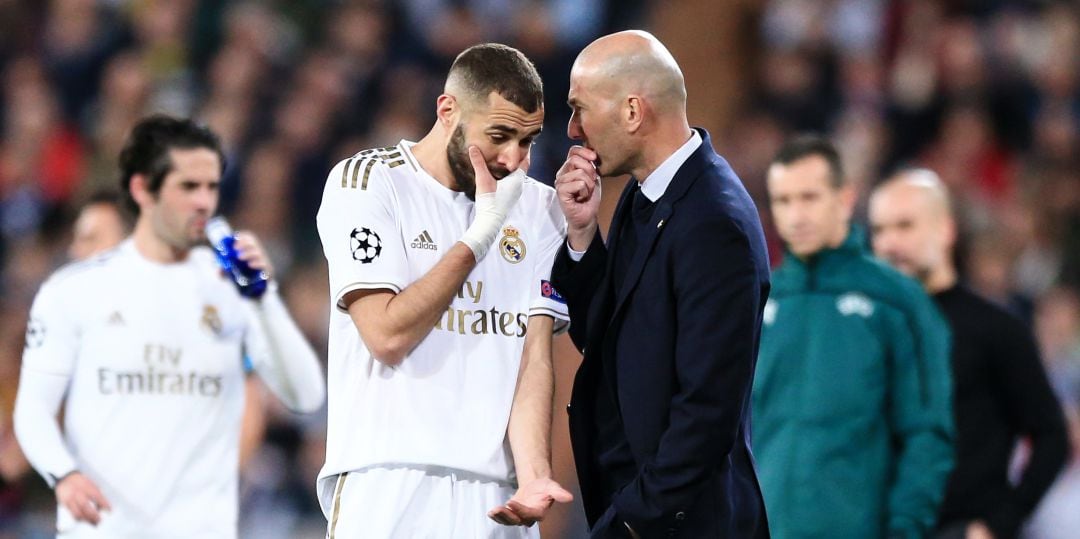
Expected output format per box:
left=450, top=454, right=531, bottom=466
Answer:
left=612, top=201, right=670, bottom=308
left=608, top=133, right=717, bottom=325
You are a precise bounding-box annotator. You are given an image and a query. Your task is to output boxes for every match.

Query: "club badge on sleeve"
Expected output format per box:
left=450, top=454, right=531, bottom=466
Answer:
left=350, top=227, right=383, bottom=264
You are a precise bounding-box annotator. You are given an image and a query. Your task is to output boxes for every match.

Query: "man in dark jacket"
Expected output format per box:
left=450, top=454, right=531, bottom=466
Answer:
left=870, top=169, right=1068, bottom=539
left=550, top=30, right=771, bottom=538
left=754, top=136, right=954, bottom=539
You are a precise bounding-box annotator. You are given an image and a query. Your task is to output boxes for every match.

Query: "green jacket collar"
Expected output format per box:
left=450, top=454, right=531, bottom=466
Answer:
left=781, top=225, right=867, bottom=275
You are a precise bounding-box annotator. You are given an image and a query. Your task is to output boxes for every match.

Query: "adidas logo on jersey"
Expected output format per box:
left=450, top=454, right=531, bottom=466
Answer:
left=411, top=230, right=438, bottom=251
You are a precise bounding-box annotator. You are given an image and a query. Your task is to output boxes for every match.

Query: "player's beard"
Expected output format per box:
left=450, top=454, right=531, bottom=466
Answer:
left=447, top=124, right=477, bottom=200
left=446, top=124, right=511, bottom=201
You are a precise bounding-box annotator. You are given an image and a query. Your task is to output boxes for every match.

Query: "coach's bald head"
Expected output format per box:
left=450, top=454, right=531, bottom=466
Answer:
left=869, top=169, right=959, bottom=292
left=567, top=30, right=692, bottom=179
left=573, top=30, right=687, bottom=115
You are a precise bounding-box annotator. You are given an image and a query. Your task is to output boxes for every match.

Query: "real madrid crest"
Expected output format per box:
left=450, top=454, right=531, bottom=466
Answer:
left=201, top=305, right=223, bottom=336
left=499, top=225, right=526, bottom=264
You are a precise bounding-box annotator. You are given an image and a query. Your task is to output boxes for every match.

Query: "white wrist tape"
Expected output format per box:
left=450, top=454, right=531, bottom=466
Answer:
left=459, top=169, right=525, bottom=261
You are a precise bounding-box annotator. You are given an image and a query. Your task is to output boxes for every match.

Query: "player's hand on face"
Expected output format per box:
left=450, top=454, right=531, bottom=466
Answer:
left=233, top=231, right=273, bottom=280
left=468, top=145, right=526, bottom=222
left=56, top=472, right=112, bottom=526
left=468, top=145, right=529, bottom=199
left=487, top=477, right=573, bottom=527
left=470, top=146, right=498, bottom=198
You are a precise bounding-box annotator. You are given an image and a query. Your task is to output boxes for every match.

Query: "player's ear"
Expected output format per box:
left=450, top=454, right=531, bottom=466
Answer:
left=130, top=173, right=153, bottom=207
left=436, top=94, right=458, bottom=128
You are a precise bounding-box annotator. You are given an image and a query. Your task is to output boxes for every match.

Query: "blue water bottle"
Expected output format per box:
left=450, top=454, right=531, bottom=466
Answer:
left=206, top=216, right=269, bottom=299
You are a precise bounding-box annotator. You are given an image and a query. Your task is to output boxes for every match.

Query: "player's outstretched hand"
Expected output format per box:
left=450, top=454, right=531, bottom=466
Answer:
left=487, top=476, right=573, bottom=527
left=56, top=472, right=112, bottom=526
left=233, top=231, right=274, bottom=280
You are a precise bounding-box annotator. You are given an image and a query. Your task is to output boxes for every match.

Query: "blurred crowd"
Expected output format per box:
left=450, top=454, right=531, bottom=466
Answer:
left=0, top=0, right=1078, bottom=538
left=714, top=1, right=1080, bottom=536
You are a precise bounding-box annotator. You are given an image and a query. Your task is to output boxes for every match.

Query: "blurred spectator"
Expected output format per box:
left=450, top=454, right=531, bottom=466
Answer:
left=1034, top=287, right=1080, bottom=451
left=1, top=56, right=85, bottom=240
left=1024, top=286, right=1080, bottom=539
left=82, top=51, right=152, bottom=197
left=0, top=305, right=33, bottom=535
left=966, top=231, right=1035, bottom=323
left=127, top=0, right=199, bottom=115
left=42, top=0, right=131, bottom=124
left=67, top=190, right=128, bottom=261
left=870, top=170, right=1068, bottom=539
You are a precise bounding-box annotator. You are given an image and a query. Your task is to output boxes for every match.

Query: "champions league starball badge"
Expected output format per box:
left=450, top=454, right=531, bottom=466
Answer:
left=24, top=317, right=45, bottom=349
left=350, top=227, right=383, bottom=264
left=499, top=225, right=526, bottom=264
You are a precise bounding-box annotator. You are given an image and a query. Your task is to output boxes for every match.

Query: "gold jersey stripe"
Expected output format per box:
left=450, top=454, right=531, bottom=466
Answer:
left=360, top=158, right=377, bottom=190
left=327, top=472, right=349, bottom=539
left=339, top=158, right=355, bottom=188
left=343, top=147, right=410, bottom=189
left=350, top=158, right=364, bottom=189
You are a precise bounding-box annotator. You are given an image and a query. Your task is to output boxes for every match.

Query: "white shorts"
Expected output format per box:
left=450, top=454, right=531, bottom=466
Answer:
left=322, top=465, right=539, bottom=539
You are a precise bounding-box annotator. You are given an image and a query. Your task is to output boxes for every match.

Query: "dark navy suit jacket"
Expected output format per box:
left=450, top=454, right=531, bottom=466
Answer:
left=550, top=130, right=771, bottom=538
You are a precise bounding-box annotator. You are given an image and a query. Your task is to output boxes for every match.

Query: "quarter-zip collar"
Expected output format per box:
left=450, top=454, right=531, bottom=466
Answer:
left=780, top=225, right=867, bottom=290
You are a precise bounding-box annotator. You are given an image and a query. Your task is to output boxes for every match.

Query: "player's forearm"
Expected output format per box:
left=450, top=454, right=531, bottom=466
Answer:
left=508, top=316, right=556, bottom=485
left=349, top=243, right=477, bottom=365
left=246, top=289, right=325, bottom=413
left=13, top=368, right=77, bottom=487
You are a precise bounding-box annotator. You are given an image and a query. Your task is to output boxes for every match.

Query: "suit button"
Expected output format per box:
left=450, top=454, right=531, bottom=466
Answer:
left=675, top=511, right=686, bottom=521
left=667, top=529, right=676, bottom=538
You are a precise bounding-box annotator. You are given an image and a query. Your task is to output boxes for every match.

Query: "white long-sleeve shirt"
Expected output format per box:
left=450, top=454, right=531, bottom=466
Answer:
left=13, top=239, right=324, bottom=538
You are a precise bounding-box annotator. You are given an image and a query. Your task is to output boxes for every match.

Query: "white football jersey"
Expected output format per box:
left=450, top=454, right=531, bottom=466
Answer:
left=315, top=141, right=569, bottom=512
left=22, top=240, right=255, bottom=538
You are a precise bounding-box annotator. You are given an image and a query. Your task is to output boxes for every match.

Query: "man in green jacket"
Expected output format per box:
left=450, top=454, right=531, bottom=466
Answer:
left=753, top=135, right=954, bottom=539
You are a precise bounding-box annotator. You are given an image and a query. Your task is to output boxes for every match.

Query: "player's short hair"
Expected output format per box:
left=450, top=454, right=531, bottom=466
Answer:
left=772, top=134, right=845, bottom=189
left=446, top=44, right=543, bottom=113
left=118, top=114, right=225, bottom=215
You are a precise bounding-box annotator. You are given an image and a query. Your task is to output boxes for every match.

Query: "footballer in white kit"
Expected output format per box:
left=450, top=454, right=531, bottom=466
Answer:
left=13, top=116, right=325, bottom=538
left=316, top=44, right=573, bottom=538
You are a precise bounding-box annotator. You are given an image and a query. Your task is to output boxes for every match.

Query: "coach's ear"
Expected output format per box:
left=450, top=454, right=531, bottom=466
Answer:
left=435, top=94, right=458, bottom=129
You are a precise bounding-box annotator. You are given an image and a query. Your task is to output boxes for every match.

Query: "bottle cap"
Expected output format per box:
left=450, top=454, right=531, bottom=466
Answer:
left=205, top=216, right=233, bottom=244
